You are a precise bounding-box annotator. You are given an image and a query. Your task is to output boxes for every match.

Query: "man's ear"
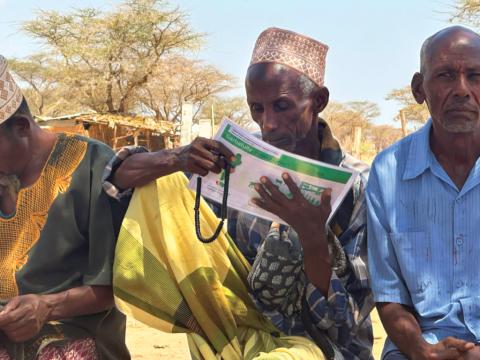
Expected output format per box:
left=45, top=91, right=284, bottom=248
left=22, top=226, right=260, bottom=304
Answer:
left=411, top=73, right=426, bottom=104
left=313, top=86, right=330, bottom=114
left=10, top=117, right=31, bottom=138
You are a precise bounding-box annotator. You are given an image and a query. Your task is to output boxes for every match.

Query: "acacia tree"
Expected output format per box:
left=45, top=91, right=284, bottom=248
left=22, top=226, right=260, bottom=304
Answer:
left=199, top=96, right=256, bottom=130
left=137, top=56, right=234, bottom=122
left=23, top=0, right=203, bottom=114
left=386, top=86, right=429, bottom=129
left=9, top=54, right=87, bottom=116
left=9, top=55, right=55, bottom=115
left=450, top=0, right=480, bottom=26
left=366, top=124, right=403, bottom=153
left=322, top=100, right=380, bottom=152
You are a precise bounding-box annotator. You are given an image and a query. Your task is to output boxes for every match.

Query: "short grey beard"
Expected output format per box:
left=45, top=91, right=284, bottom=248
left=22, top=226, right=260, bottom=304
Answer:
left=0, top=174, right=21, bottom=196
left=439, top=119, right=479, bottom=134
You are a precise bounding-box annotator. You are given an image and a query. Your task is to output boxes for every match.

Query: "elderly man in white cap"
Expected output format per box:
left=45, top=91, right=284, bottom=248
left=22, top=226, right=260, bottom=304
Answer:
left=0, top=56, right=129, bottom=359
left=107, top=27, right=373, bottom=360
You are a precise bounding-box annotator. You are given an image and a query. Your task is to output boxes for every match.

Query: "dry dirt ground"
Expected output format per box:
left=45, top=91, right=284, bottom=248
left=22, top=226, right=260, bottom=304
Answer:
left=126, top=309, right=387, bottom=359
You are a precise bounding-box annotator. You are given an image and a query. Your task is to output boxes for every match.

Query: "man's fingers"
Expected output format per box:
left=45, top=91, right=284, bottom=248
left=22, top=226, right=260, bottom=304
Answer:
left=190, top=163, right=209, bottom=177
left=253, top=180, right=282, bottom=213
left=254, top=183, right=275, bottom=204
left=260, top=177, right=285, bottom=202
left=281, top=173, right=303, bottom=199
left=320, top=188, right=332, bottom=212
left=190, top=155, right=222, bottom=175
left=443, top=337, right=475, bottom=352
left=195, top=144, right=218, bottom=163
left=196, top=157, right=222, bottom=174
left=0, top=297, right=20, bottom=313
left=194, top=143, right=232, bottom=172
left=201, top=139, right=235, bottom=162
left=2, top=312, right=29, bottom=332
left=0, top=297, right=21, bottom=326
left=195, top=143, right=225, bottom=166
left=430, top=347, right=462, bottom=360
left=0, top=303, right=30, bottom=329
left=251, top=197, right=279, bottom=215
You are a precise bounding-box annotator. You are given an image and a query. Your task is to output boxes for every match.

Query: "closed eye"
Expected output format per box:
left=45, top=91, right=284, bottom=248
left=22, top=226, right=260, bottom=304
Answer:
left=250, top=103, right=263, bottom=113
left=437, top=71, right=454, bottom=79
left=273, top=100, right=290, bottom=111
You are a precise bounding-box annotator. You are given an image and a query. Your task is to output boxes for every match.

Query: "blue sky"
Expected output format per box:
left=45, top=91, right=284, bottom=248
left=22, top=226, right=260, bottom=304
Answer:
left=0, top=0, right=474, bottom=125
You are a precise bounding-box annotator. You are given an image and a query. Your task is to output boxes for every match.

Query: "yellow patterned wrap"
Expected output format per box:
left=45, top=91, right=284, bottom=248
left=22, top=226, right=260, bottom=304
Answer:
left=0, top=135, right=87, bottom=298
left=113, top=172, right=325, bottom=359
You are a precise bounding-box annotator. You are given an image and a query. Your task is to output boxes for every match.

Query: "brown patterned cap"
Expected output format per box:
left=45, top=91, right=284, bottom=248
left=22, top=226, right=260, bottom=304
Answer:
left=249, top=27, right=329, bottom=87
left=0, top=55, right=22, bottom=125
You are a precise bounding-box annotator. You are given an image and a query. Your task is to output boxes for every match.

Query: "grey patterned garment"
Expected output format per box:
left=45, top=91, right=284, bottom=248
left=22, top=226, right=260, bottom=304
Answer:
left=248, top=223, right=348, bottom=317
left=243, top=153, right=374, bottom=360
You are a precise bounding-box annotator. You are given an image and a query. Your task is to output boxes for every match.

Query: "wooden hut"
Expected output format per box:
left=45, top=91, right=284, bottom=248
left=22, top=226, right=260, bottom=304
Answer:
left=37, top=113, right=178, bottom=151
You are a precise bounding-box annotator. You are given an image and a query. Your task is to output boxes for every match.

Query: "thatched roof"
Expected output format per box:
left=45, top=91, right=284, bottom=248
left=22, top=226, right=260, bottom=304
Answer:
left=36, top=112, right=175, bottom=134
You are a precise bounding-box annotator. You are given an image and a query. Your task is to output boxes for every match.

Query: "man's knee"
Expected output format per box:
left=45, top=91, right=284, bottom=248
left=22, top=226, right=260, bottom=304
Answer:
left=382, top=350, right=409, bottom=360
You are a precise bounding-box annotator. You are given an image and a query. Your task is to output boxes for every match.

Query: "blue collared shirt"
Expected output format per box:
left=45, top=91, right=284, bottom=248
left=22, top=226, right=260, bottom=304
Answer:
left=366, top=119, right=480, bottom=353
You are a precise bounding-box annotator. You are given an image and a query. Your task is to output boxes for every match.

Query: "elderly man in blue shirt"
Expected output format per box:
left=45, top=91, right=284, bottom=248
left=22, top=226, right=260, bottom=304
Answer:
left=367, top=26, right=480, bottom=360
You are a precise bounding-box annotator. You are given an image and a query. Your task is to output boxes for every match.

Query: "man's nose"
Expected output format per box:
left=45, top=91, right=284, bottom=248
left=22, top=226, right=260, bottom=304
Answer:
left=261, top=108, right=278, bottom=133
left=453, top=75, right=472, bottom=99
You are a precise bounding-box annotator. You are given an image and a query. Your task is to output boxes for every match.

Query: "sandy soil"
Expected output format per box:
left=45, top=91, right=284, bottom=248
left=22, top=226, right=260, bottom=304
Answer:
left=371, top=309, right=387, bottom=360
left=126, top=318, right=191, bottom=359
left=126, top=309, right=387, bottom=359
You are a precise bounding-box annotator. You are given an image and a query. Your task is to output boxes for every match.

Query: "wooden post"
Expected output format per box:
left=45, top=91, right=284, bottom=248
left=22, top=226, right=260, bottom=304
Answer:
left=146, top=130, right=151, bottom=150
left=134, top=130, right=139, bottom=146
left=211, top=104, right=215, bottom=138
left=353, top=126, right=362, bottom=159
left=399, top=109, right=408, bottom=137
left=112, top=124, right=118, bottom=150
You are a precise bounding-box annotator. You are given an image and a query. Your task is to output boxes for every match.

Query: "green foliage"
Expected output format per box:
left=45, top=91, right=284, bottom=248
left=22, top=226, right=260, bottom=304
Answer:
left=321, top=100, right=380, bottom=145
left=322, top=100, right=404, bottom=159
left=14, top=0, right=232, bottom=116
left=137, top=56, right=234, bottom=122
left=385, top=86, right=429, bottom=126
left=450, top=0, right=480, bottom=27
left=9, top=54, right=88, bottom=116
left=200, top=96, right=257, bottom=130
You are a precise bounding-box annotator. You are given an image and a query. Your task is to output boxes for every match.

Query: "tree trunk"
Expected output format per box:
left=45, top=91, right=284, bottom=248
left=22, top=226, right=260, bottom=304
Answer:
left=352, top=126, right=362, bottom=159
left=399, top=110, right=408, bottom=137
left=38, top=95, right=44, bottom=116
left=106, top=82, right=115, bottom=113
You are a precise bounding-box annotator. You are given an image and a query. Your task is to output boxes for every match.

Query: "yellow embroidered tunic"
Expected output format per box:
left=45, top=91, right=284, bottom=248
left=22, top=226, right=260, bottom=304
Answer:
left=0, top=134, right=128, bottom=360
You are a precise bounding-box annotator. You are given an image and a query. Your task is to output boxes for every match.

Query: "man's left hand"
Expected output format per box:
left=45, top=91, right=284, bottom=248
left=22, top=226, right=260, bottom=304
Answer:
left=252, top=173, right=332, bottom=243
left=0, top=294, right=53, bottom=342
left=458, top=346, right=480, bottom=360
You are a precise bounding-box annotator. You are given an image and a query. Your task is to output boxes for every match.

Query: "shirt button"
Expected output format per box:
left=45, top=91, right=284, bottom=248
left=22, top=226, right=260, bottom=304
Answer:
left=456, top=280, right=464, bottom=288
left=456, top=237, right=464, bottom=246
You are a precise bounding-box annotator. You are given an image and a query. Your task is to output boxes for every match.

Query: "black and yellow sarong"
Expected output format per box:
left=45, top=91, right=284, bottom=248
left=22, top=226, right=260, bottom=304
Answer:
left=113, top=172, right=324, bottom=359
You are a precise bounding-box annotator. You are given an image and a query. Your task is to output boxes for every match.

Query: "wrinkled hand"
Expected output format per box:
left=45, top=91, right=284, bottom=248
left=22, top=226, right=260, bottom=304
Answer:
left=458, top=346, right=480, bottom=360
left=414, top=337, right=476, bottom=360
left=173, top=137, right=234, bottom=177
left=0, top=294, right=53, bottom=342
left=252, top=173, right=332, bottom=240
left=0, top=173, right=19, bottom=214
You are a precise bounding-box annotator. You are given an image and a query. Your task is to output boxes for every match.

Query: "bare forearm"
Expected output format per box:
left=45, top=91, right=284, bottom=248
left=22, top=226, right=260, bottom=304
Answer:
left=377, top=302, right=428, bottom=359
left=43, top=285, right=114, bottom=321
left=297, top=227, right=332, bottom=296
left=112, top=150, right=180, bottom=190
left=111, top=138, right=234, bottom=190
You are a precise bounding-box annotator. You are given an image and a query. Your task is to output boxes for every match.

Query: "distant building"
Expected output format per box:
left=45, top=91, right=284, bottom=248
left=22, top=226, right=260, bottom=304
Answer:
left=36, top=113, right=179, bottom=151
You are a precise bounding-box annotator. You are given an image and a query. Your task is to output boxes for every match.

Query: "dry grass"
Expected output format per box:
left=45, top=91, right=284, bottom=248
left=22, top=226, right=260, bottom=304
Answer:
left=126, top=309, right=387, bottom=359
